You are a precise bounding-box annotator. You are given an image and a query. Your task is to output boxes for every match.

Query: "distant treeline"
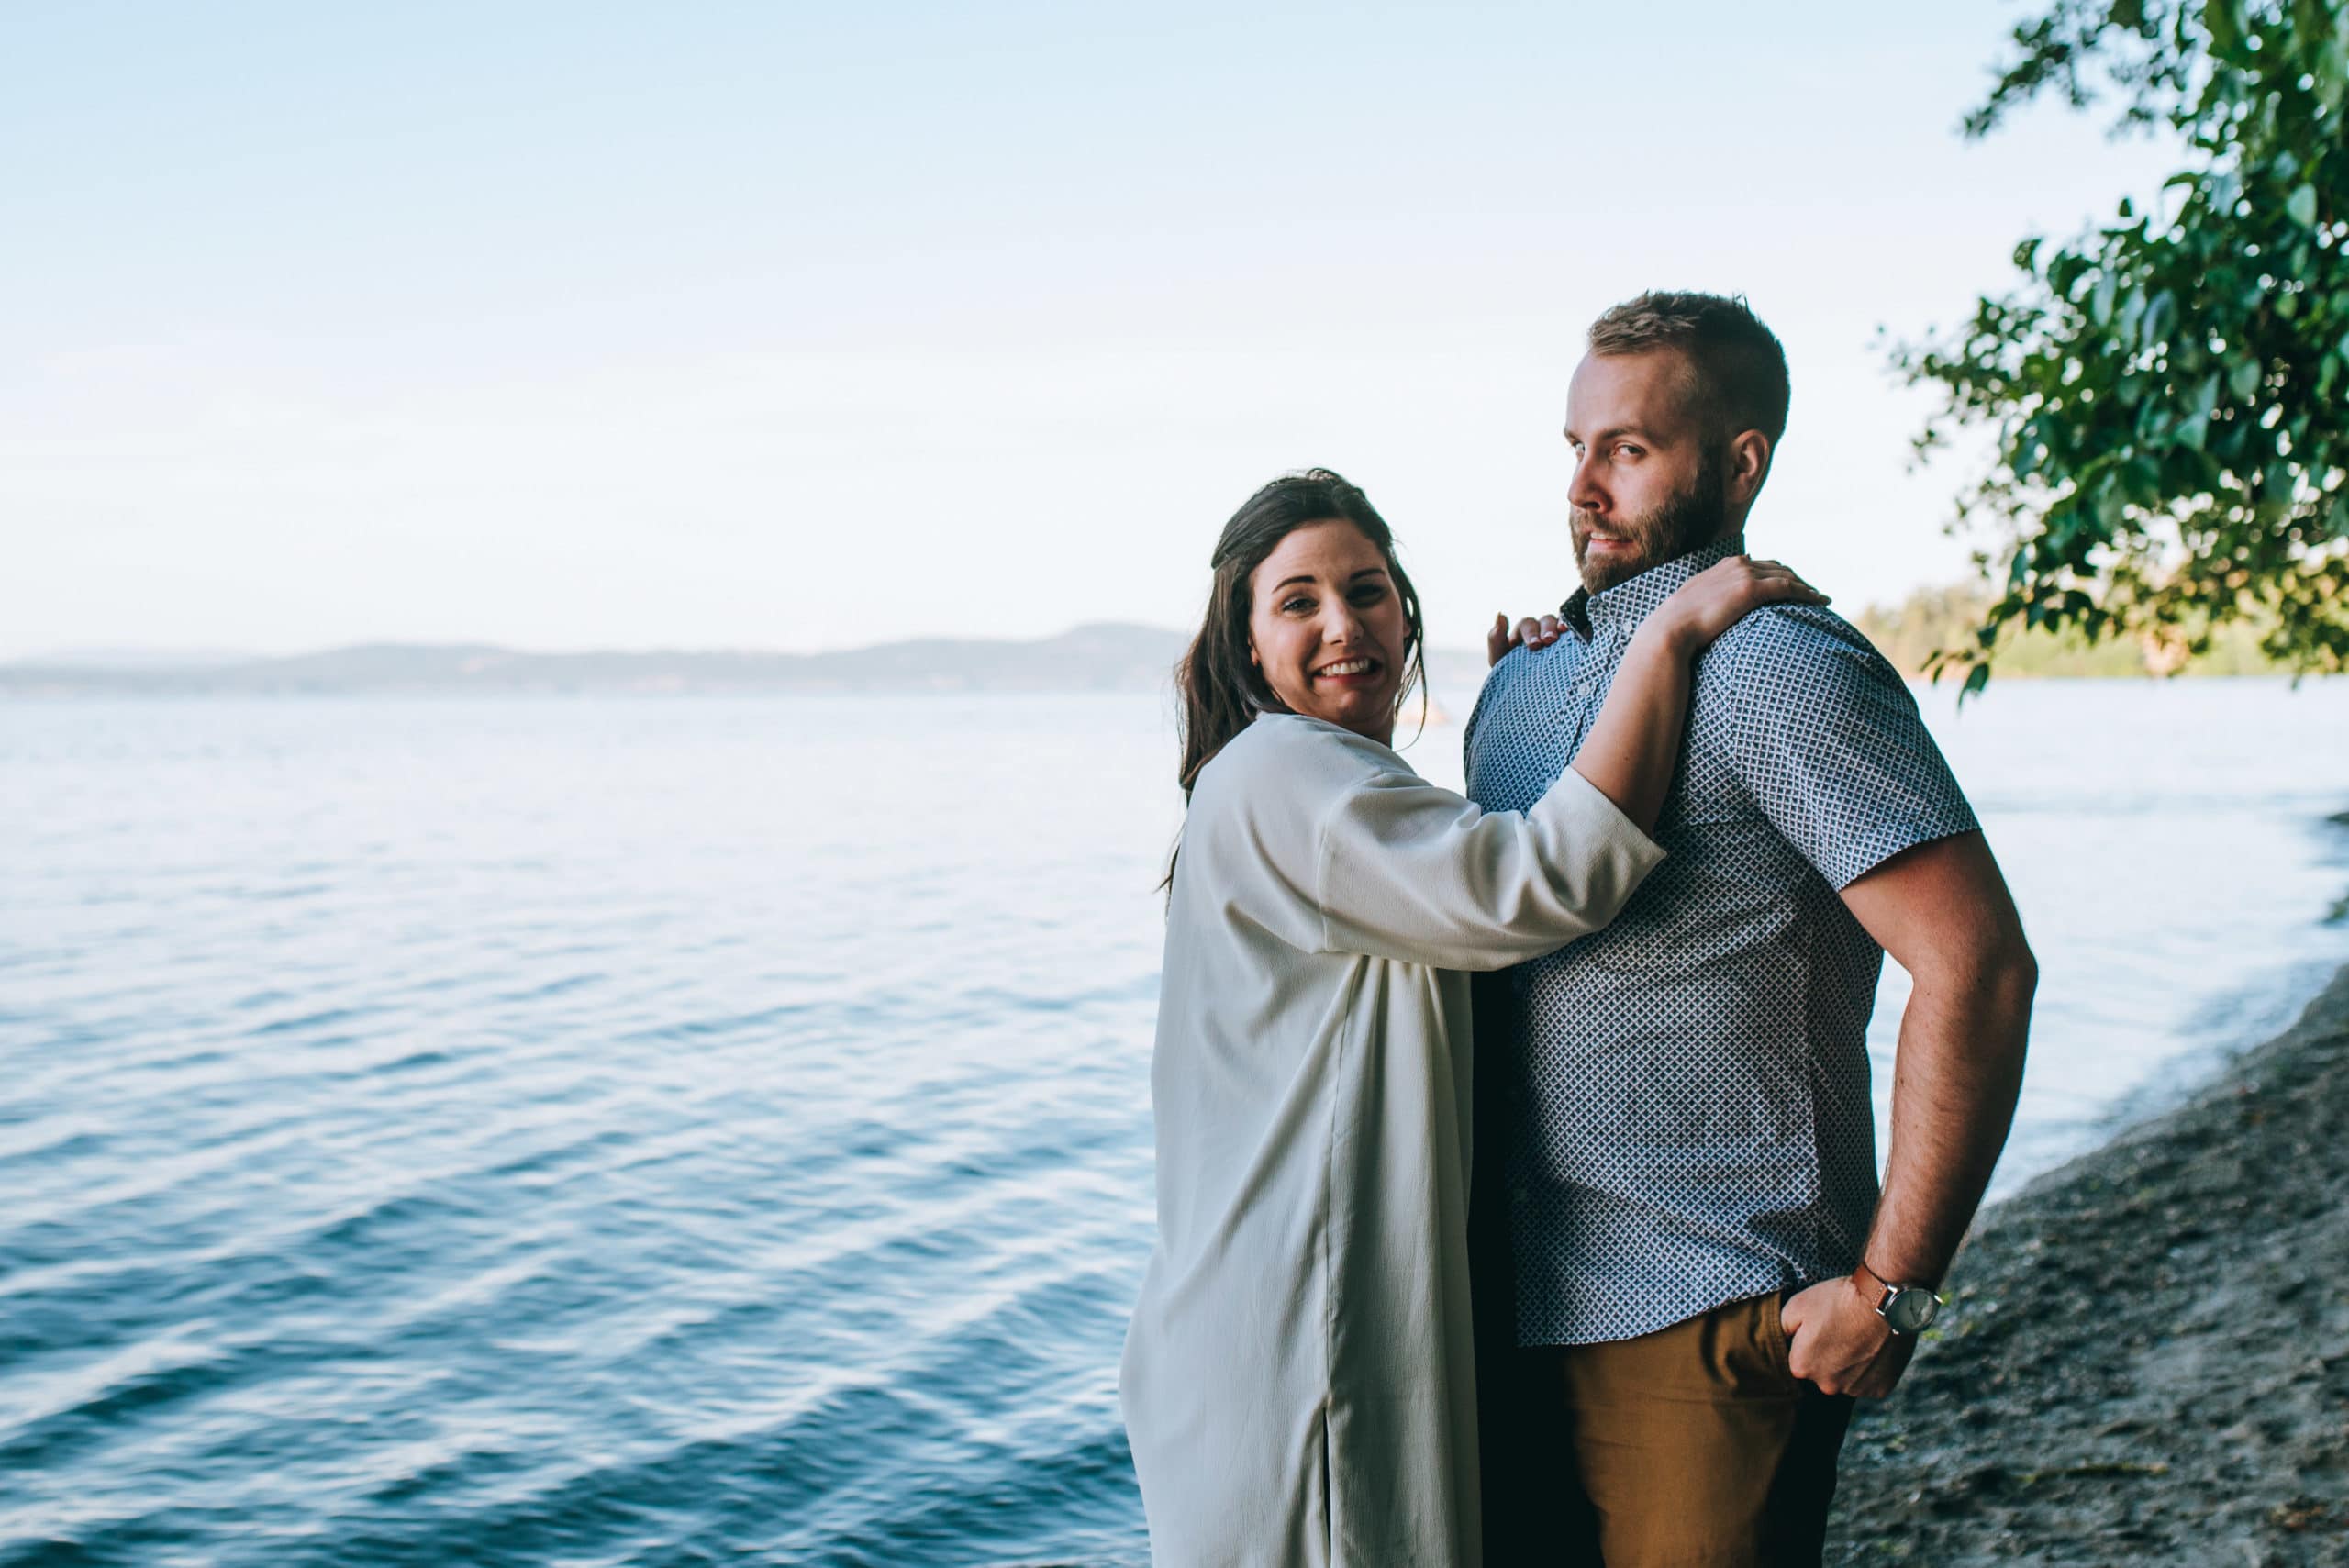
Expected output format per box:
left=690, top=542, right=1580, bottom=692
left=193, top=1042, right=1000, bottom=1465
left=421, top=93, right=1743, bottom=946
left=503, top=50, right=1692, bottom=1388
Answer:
left=1850, top=584, right=2285, bottom=681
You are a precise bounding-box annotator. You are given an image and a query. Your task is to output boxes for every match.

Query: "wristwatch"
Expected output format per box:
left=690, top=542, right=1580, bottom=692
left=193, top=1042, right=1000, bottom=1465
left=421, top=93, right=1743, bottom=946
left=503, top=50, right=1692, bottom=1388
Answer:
left=1853, top=1260, right=1941, bottom=1334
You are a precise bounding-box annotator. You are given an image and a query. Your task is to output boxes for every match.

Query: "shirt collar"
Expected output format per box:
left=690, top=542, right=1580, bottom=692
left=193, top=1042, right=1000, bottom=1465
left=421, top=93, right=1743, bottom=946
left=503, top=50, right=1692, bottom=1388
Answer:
left=1558, top=535, right=1749, bottom=639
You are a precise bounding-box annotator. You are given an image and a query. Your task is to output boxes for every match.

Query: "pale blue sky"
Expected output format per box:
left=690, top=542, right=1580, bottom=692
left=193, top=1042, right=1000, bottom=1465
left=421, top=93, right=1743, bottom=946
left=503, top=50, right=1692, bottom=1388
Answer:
left=3, top=2, right=2179, bottom=658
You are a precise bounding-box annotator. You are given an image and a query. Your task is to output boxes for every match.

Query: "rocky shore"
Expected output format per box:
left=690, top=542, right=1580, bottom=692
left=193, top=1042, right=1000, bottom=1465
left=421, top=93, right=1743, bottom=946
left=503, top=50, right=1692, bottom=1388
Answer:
left=1828, top=963, right=2349, bottom=1565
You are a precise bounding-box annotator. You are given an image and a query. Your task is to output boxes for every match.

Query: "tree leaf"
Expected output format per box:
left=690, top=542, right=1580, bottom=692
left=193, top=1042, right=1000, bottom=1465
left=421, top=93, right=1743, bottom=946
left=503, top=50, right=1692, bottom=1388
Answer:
left=2230, top=356, right=2264, bottom=402
left=2118, top=286, right=2148, bottom=341
left=2207, top=0, right=2243, bottom=56
left=2263, top=462, right=2298, bottom=506
left=2288, top=183, right=2320, bottom=228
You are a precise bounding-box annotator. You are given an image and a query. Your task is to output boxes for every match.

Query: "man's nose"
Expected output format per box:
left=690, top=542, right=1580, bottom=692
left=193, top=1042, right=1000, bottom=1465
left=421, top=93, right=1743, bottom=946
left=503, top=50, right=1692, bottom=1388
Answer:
left=1568, top=456, right=1606, bottom=516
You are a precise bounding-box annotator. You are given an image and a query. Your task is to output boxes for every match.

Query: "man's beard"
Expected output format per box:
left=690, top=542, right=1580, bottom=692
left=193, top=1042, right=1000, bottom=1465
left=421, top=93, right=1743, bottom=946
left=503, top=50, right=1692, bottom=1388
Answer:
left=1573, top=458, right=1731, bottom=595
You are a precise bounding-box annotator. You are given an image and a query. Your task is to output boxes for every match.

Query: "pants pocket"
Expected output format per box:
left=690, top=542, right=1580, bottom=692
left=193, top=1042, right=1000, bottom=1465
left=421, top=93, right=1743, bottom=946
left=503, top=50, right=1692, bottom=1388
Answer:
left=1759, top=1287, right=1802, bottom=1387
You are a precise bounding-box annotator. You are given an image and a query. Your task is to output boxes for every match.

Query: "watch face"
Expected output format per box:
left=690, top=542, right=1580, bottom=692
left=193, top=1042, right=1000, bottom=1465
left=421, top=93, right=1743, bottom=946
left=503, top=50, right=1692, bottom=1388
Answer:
left=1885, top=1287, right=1939, bottom=1334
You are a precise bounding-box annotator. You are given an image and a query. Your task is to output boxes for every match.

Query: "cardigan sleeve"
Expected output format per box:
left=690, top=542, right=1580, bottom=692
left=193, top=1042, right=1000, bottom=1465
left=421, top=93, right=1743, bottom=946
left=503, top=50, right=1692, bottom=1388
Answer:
left=1196, top=716, right=1664, bottom=970
left=1312, top=762, right=1664, bottom=970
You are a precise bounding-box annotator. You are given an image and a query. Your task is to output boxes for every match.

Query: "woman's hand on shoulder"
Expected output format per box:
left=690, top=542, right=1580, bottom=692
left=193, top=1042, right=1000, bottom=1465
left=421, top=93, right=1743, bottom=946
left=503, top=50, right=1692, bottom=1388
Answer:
left=1487, top=611, right=1567, bottom=667
left=1644, top=556, right=1828, bottom=657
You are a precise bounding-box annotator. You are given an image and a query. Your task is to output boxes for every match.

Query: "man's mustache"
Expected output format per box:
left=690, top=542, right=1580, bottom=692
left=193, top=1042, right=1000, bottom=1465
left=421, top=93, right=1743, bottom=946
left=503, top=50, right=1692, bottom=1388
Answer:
left=1570, top=508, right=1627, bottom=549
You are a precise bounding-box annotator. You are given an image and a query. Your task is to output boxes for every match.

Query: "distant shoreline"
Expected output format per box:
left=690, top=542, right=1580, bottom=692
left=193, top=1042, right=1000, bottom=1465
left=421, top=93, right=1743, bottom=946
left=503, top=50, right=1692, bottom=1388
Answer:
left=0, top=628, right=1483, bottom=699
left=1828, top=954, right=2349, bottom=1562
left=0, top=626, right=1200, bottom=697
left=3, top=629, right=2334, bottom=699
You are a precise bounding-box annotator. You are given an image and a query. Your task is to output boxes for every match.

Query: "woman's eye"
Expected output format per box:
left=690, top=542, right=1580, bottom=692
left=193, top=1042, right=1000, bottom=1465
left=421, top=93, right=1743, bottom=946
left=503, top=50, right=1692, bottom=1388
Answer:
left=1350, top=586, right=1387, bottom=606
left=1282, top=596, right=1315, bottom=614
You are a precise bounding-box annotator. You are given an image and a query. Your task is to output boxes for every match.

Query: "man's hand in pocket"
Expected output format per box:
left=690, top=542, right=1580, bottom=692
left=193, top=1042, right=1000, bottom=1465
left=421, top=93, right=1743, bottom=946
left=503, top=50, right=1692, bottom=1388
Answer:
left=1781, top=1277, right=1918, bottom=1398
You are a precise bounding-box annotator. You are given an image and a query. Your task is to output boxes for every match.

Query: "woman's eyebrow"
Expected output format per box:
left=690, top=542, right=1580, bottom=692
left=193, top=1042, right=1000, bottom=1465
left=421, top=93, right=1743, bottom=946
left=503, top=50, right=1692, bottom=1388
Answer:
left=1275, top=566, right=1386, bottom=589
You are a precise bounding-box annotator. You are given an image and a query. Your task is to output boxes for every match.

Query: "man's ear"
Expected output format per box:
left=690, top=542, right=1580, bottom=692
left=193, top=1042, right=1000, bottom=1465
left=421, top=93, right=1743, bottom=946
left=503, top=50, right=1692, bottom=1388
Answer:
left=1728, top=429, right=1774, bottom=508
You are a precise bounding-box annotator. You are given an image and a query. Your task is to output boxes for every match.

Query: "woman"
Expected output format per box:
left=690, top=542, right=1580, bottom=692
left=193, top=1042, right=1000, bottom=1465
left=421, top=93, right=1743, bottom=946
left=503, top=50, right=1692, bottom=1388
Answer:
left=1119, top=469, right=1822, bottom=1566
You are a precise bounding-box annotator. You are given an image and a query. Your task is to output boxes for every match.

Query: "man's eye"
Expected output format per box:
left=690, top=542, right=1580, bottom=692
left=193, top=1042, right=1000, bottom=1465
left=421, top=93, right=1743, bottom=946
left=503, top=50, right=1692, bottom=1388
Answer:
left=1615, top=444, right=1642, bottom=459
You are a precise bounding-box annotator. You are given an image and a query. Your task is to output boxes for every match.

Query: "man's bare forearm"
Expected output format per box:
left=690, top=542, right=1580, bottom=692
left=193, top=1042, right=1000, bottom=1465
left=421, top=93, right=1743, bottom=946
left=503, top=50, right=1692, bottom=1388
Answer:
left=1786, top=833, right=2032, bottom=1396
left=1863, top=941, right=2037, bottom=1285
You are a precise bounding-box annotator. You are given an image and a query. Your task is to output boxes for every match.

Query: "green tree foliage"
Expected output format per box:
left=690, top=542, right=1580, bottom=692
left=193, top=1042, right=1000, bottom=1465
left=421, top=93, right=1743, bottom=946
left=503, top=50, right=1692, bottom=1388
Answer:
left=1898, top=0, right=2349, bottom=692
left=1854, top=580, right=2283, bottom=676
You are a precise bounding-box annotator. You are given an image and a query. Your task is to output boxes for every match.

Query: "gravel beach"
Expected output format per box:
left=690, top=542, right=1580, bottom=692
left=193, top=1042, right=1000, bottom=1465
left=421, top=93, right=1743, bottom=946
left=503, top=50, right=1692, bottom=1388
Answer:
left=1828, top=962, right=2349, bottom=1565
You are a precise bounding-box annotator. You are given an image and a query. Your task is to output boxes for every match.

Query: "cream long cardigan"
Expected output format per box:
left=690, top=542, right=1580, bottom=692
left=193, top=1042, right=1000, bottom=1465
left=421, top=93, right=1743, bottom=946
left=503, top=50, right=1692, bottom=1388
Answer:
left=1120, top=713, right=1664, bottom=1567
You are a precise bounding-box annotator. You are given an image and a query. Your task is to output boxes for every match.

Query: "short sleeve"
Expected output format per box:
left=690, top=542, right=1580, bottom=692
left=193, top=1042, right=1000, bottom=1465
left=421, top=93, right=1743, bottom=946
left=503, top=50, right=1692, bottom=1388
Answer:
left=1722, top=617, right=1980, bottom=890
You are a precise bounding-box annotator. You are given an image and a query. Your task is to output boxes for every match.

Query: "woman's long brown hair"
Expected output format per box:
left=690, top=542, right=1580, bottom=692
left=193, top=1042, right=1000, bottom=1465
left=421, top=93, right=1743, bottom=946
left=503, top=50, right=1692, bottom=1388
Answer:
left=1163, top=469, right=1427, bottom=889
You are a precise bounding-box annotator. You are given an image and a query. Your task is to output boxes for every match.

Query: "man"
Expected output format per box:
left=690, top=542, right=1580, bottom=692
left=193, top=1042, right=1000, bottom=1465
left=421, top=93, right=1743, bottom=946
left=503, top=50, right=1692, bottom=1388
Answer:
left=1463, top=291, right=2038, bottom=1566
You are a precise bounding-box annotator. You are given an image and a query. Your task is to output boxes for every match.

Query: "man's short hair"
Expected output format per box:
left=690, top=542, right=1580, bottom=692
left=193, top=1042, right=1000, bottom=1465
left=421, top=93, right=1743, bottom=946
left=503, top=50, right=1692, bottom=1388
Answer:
left=1587, top=291, right=1790, bottom=445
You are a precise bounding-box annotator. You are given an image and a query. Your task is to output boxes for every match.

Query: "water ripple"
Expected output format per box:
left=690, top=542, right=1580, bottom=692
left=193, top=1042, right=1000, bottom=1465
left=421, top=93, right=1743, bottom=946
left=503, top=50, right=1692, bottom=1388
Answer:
left=2, top=687, right=2344, bottom=1565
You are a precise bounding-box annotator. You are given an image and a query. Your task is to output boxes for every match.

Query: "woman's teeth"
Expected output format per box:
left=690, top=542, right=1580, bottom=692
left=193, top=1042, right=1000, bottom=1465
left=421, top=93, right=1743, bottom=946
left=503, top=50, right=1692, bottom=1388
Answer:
left=1318, top=659, right=1375, bottom=676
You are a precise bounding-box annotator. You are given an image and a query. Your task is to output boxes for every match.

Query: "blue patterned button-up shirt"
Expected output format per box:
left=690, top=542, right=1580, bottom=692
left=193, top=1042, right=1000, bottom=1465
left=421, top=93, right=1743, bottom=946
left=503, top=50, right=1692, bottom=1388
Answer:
left=1464, top=539, right=1980, bottom=1346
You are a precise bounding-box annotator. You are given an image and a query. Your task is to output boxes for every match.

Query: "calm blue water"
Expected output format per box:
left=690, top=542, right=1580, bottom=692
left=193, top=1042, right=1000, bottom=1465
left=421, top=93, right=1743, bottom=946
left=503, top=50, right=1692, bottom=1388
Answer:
left=5, top=682, right=2347, bottom=1566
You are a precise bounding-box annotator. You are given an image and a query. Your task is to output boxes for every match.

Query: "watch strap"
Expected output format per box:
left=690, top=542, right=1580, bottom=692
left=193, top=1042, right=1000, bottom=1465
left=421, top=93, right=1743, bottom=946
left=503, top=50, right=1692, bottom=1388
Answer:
left=1852, top=1259, right=1898, bottom=1315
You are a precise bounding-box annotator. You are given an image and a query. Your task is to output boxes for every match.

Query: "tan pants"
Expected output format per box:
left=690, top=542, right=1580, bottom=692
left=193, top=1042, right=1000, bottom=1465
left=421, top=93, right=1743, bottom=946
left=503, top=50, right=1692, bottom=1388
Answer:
left=1482, top=1293, right=1854, bottom=1568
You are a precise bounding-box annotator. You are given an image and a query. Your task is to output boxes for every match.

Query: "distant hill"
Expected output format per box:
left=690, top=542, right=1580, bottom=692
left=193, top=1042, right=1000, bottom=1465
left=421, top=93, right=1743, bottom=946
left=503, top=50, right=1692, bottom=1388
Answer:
left=1, top=625, right=1492, bottom=696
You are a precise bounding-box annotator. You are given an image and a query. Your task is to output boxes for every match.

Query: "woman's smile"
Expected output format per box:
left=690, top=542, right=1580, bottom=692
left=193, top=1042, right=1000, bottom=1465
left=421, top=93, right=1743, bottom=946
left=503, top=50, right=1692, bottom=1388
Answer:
left=1314, top=655, right=1382, bottom=682
left=1247, top=518, right=1412, bottom=744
